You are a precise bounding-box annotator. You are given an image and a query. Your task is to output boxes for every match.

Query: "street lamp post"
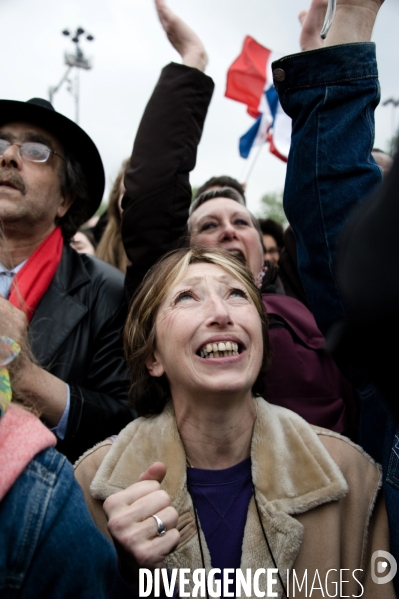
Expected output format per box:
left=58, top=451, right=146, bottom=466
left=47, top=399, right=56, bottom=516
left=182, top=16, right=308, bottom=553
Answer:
left=48, top=27, right=94, bottom=124
left=382, top=97, right=399, bottom=140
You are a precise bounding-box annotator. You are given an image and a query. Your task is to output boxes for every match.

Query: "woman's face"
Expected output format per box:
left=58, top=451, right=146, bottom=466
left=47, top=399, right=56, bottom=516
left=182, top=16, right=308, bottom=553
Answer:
left=189, top=198, right=264, bottom=280
left=146, top=262, right=263, bottom=401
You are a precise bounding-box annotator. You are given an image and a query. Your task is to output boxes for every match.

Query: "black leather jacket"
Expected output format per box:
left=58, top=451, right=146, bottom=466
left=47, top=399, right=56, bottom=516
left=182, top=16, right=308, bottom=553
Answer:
left=122, top=63, right=215, bottom=299
left=29, top=244, right=133, bottom=463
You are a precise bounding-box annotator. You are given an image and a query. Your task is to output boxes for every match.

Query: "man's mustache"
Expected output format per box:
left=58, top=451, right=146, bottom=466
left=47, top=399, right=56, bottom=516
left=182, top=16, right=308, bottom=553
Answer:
left=0, top=169, right=26, bottom=195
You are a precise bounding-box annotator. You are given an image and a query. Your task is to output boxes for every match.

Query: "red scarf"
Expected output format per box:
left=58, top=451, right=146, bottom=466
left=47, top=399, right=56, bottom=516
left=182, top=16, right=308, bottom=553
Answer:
left=8, top=227, right=64, bottom=322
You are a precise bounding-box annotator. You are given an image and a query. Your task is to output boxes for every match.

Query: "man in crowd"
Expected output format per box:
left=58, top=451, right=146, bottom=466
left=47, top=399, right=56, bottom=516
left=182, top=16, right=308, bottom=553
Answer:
left=372, top=147, right=393, bottom=178
left=0, top=98, right=132, bottom=463
left=258, top=218, right=284, bottom=265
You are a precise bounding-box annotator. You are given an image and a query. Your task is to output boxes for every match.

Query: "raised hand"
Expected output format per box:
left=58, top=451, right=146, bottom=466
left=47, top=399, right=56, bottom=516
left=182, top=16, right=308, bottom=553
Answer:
left=298, top=0, right=328, bottom=51
left=323, top=0, right=385, bottom=46
left=299, top=0, right=385, bottom=51
left=0, top=296, right=28, bottom=353
left=154, top=0, right=208, bottom=72
left=103, top=462, right=180, bottom=587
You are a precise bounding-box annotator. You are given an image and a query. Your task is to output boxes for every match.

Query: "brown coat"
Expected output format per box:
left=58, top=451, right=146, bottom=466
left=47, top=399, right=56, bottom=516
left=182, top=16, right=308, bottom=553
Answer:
left=75, top=399, right=395, bottom=598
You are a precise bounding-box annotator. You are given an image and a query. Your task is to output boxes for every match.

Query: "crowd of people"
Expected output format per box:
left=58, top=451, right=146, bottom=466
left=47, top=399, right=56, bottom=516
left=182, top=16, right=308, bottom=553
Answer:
left=0, top=0, right=398, bottom=596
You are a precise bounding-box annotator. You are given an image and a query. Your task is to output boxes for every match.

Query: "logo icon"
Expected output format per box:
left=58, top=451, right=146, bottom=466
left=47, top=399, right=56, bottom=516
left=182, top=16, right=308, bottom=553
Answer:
left=371, top=550, right=397, bottom=584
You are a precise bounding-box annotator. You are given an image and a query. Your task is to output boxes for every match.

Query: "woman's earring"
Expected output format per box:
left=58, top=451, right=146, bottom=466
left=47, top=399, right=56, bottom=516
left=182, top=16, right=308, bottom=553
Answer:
left=256, top=265, right=267, bottom=288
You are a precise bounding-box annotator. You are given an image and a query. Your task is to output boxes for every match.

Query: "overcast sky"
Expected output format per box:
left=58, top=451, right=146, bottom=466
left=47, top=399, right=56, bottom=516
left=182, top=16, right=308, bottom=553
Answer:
left=2, top=0, right=398, bottom=214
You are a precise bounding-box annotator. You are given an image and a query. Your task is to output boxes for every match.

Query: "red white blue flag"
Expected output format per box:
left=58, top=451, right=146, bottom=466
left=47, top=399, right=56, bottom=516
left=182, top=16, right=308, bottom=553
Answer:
left=225, top=36, right=291, bottom=162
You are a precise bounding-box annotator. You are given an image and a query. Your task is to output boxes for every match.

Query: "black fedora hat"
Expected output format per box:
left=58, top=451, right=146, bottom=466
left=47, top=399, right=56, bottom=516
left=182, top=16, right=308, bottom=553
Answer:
left=0, top=97, right=105, bottom=217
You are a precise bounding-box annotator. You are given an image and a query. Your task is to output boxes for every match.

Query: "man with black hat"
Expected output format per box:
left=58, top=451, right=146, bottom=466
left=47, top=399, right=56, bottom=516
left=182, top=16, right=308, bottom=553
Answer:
left=0, top=98, right=133, bottom=463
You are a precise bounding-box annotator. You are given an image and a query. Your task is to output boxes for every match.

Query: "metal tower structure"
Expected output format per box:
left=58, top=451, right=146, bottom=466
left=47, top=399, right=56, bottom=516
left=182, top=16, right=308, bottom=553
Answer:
left=49, top=27, right=94, bottom=124
left=382, top=97, right=399, bottom=138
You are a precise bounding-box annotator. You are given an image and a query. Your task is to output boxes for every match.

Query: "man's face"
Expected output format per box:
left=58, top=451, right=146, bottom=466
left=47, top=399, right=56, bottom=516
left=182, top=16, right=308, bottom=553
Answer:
left=262, top=234, right=280, bottom=265
left=0, top=122, right=73, bottom=236
left=372, top=150, right=393, bottom=178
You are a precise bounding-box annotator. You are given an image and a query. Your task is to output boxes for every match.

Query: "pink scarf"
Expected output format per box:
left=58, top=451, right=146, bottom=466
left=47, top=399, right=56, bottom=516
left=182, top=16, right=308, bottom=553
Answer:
left=0, top=404, right=56, bottom=501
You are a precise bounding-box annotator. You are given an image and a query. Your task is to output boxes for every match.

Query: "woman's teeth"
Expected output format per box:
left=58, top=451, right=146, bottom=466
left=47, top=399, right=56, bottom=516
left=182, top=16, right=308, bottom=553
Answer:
left=199, top=341, right=239, bottom=359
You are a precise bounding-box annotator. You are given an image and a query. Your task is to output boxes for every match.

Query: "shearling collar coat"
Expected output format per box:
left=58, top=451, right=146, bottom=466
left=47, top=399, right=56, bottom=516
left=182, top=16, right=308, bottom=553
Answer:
left=75, top=399, right=395, bottom=598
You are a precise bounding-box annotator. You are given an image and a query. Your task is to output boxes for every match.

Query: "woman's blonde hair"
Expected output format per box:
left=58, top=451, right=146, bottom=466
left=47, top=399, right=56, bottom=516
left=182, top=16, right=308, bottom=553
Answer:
left=96, top=158, right=129, bottom=273
left=124, top=246, right=272, bottom=416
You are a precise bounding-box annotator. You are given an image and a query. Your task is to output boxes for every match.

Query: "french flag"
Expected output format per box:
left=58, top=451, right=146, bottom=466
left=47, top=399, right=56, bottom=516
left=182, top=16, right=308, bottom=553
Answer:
left=225, top=36, right=291, bottom=162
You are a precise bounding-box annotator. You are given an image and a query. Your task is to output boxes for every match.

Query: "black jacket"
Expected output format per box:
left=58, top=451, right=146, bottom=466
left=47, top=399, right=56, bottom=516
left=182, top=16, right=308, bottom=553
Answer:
left=29, top=244, right=133, bottom=463
left=121, top=63, right=356, bottom=438
left=122, top=63, right=215, bottom=299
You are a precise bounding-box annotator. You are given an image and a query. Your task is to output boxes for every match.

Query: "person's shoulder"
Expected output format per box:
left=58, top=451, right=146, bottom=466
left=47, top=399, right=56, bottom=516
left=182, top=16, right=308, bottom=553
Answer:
left=18, top=446, right=69, bottom=487
left=3, top=448, right=72, bottom=524
left=74, top=439, right=114, bottom=487
left=76, top=253, right=127, bottom=314
left=80, top=253, right=125, bottom=287
left=312, top=426, right=382, bottom=489
left=61, top=243, right=125, bottom=292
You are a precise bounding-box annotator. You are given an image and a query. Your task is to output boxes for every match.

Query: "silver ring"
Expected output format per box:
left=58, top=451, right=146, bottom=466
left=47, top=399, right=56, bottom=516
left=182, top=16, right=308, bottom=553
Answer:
left=152, top=514, right=166, bottom=536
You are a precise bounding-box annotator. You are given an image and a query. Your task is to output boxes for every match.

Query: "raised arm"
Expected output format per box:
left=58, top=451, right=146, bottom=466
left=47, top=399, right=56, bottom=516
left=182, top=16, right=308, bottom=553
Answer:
left=273, top=0, right=384, bottom=334
left=298, top=0, right=327, bottom=51
left=122, top=0, right=214, bottom=299
left=154, top=0, right=208, bottom=71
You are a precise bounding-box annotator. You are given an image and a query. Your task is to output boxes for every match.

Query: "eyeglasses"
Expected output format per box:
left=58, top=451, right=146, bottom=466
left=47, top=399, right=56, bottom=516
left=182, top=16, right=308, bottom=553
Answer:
left=0, top=139, right=64, bottom=163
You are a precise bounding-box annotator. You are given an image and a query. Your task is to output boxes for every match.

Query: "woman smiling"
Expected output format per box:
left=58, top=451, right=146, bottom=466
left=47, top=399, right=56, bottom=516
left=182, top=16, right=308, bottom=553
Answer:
left=75, top=248, right=393, bottom=598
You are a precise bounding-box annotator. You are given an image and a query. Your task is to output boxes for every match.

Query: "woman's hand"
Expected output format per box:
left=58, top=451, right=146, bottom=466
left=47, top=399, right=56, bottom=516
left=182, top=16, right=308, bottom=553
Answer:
left=298, top=0, right=327, bottom=51
left=103, top=462, right=180, bottom=586
left=299, top=0, right=385, bottom=51
left=154, top=0, right=208, bottom=72
left=322, top=0, right=385, bottom=47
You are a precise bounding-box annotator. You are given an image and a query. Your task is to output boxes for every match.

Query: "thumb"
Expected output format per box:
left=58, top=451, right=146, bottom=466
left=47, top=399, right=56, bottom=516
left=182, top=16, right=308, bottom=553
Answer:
left=298, top=10, right=308, bottom=25
left=139, top=461, right=167, bottom=483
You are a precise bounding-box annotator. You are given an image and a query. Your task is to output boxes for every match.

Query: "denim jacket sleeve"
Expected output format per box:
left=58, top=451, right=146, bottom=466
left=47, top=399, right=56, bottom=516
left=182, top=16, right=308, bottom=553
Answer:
left=271, top=49, right=399, bottom=591
left=0, top=447, right=118, bottom=598
left=272, top=42, right=382, bottom=335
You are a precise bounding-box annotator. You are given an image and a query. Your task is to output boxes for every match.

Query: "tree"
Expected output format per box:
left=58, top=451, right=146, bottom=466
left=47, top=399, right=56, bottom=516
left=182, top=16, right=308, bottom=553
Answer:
left=387, top=128, right=399, bottom=158
left=257, top=190, right=287, bottom=227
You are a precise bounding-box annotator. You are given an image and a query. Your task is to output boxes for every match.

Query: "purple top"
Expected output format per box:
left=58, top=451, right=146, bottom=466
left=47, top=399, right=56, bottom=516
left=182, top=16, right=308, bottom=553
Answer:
left=186, top=457, right=253, bottom=595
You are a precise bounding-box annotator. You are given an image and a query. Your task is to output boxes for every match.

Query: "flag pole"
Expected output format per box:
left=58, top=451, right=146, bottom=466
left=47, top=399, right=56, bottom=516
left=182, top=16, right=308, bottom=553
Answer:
left=244, top=142, right=264, bottom=185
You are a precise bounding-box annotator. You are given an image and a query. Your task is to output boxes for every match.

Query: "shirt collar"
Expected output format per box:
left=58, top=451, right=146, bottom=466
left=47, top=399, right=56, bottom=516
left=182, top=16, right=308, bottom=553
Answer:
left=0, top=259, right=28, bottom=275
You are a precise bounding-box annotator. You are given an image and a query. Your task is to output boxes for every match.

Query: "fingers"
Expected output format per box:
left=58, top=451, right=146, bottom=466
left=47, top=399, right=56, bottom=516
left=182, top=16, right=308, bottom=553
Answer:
left=151, top=506, right=179, bottom=535
left=154, top=0, right=175, bottom=31
left=105, top=480, right=180, bottom=569
left=139, top=461, right=167, bottom=483
left=103, top=462, right=181, bottom=569
left=298, top=9, right=308, bottom=26
left=106, top=486, right=171, bottom=523
left=0, top=296, right=28, bottom=346
left=125, top=523, right=180, bottom=569
left=153, top=0, right=207, bottom=71
left=298, top=0, right=327, bottom=51
left=103, top=480, right=164, bottom=517
left=107, top=495, right=178, bottom=543
left=104, top=461, right=166, bottom=513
